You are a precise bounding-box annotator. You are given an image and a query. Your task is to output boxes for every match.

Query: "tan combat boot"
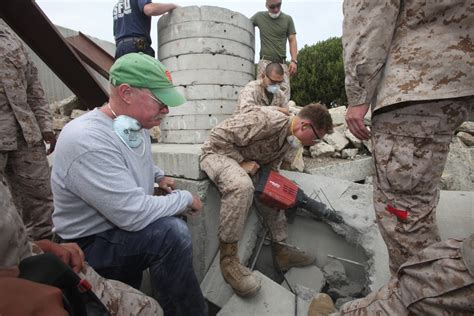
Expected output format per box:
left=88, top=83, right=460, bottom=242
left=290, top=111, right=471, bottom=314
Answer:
left=308, top=293, right=337, bottom=316
left=220, top=242, right=261, bottom=297
left=274, top=243, right=315, bottom=271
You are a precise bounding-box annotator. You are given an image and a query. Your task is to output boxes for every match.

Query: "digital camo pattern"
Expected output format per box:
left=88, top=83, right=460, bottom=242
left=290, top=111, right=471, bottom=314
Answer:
left=338, top=237, right=474, bottom=315
left=235, top=79, right=287, bottom=115
left=371, top=98, right=471, bottom=274
left=0, top=22, right=54, bottom=240
left=342, top=0, right=474, bottom=111
left=200, top=107, right=291, bottom=242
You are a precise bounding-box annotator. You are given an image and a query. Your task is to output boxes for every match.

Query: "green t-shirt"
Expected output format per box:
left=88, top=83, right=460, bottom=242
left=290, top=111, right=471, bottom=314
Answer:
left=250, top=11, right=296, bottom=61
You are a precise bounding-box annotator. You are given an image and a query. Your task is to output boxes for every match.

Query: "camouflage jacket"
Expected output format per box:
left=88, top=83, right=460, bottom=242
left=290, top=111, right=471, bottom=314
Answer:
left=234, top=79, right=287, bottom=115
left=201, top=107, right=291, bottom=169
left=0, top=21, right=52, bottom=151
left=342, top=0, right=474, bottom=112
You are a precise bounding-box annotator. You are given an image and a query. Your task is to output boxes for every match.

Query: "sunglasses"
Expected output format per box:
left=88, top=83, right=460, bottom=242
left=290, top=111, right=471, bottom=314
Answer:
left=307, top=123, right=321, bottom=142
left=143, top=91, right=168, bottom=111
left=268, top=2, right=282, bottom=9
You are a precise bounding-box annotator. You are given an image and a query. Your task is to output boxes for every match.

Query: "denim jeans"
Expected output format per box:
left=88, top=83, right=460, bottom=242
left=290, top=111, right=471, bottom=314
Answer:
left=77, top=217, right=207, bottom=316
left=115, top=39, right=155, bottom=59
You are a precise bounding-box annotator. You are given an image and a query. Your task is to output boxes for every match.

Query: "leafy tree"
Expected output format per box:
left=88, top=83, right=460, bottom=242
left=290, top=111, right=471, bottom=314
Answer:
left=291, top=37, right=347, bottom=108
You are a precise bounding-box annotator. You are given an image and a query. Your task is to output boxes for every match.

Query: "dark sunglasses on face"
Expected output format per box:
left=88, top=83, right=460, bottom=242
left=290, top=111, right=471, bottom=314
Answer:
left=308, top=123, right=321, bottom=141
left=268, top=2, right=282, bottom=9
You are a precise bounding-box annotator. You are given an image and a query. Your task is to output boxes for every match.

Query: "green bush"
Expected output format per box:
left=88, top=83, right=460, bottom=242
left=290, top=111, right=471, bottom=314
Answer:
left=291, top=37, right=347, bottom=108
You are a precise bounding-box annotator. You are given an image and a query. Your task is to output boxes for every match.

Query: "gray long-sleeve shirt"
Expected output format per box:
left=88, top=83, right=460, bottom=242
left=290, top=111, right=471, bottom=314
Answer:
left=52, top=109, right=192, bottom=239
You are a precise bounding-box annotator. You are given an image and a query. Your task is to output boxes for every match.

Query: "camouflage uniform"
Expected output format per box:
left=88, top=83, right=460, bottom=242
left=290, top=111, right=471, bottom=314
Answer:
left=200, top=107, right=292, bottom=243
left=0, top=21, right=54, bottom=240
left=257, top=59, right=290, bottom=105
left=234, top=79, right=287, bottom=115
left=337, top=235, right=474, bottom=315
left=342, top=0, right=474, bottom=273
left=0, top=174, right=162, bottom=316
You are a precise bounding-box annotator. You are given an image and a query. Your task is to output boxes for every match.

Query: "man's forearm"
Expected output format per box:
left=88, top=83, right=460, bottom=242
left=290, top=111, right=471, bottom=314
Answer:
left=289, top=35, right=298, bottom=61
left=143, top=3, right=177, bottom=16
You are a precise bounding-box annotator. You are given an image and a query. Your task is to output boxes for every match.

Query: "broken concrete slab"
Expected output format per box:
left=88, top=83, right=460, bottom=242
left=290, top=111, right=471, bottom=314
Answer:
left=310, top=142, right=336, bottom=158
left=218, top=271, right=310, bottom=316
left=200, top=209, right=260, bottom=307
left=344, top=129, right=363, bottom=148
left=457, top=121, right=474, bottom=134
left=306, top=157, right=374, bottom=182
left=341, top=148, right=359, bottom=159
left=324, top=130, right=350, bottom=152
left=329, top=106, right=346, bottom=126
left=441, top=138, right=474, bottom=191
left=151, top=144, right=204, bottom=180
left=280, top=170, right=474, bottom=291
left=282, top=266, right=325, bottom=294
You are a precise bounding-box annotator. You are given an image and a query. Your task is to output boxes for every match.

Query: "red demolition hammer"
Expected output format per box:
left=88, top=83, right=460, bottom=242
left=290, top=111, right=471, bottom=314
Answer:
left=254, top=167, right=344, bottom=224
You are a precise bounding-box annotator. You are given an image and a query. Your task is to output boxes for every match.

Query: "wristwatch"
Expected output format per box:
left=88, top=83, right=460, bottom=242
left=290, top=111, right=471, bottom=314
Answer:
left=291, top=59, right=298, bottom=65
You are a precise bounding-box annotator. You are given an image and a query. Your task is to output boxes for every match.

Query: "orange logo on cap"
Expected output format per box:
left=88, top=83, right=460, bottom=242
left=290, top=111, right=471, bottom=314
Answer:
left=165, top=70, right=173, bottom=83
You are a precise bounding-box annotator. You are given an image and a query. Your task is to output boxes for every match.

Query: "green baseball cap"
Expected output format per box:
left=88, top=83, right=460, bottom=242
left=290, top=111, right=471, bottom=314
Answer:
left=109, top=53, right=186, bottom=107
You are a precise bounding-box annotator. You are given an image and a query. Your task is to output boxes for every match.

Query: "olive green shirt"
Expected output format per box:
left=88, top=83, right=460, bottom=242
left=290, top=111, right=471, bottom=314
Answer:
left=251, top=11, right=296, bottom=61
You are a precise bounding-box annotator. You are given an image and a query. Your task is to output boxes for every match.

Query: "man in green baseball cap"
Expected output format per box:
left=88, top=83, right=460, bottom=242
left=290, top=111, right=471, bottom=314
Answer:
left=51, top=52, right=208, bottom=315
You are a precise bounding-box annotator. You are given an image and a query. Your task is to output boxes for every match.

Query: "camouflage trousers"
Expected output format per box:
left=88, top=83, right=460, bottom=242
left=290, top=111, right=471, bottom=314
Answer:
left=372, top=97, right=472, bottom=274
left=200, top=153, right=288, bottom=243
left=338, top=237, right=474, bottom=315
left=257, top=59, right=291, bottom=105
left=0, top=137, right=53, bottom=240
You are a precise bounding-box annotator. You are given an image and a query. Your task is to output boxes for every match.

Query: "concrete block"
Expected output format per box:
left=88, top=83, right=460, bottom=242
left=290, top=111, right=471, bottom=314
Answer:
left=151, top=144, right=204, bottom=179
left=341, top=148, right=359, bottom=159
left=172, top=177, right=220, bottom=281
left=310, top=142, right=336, bottom=158
left=201, top=209, right=260, bottom=307
left=457, top=121, right=474, bottom=134
left=306, top=157, right=374, bottom=182
left=324, top=130, right=350, bottom=152
left=158, top=21, right=254, bottom=47
left=166, top=100, right=237, bottom=116
left=171, top=69, right=254, bottom=86
left=160, top=129, right=210, bottom=144
left=344, top=129, right=363, bottom=148
left=329, top=106, right=346, bottom=126
left=158, top=6, right=254, bottom=33
left=158, top=37, right=254, bottom=62
left=283, top=266, right=325, bottom=293
left=161, top=54, right=254, bottom=75
left=161, top=114, right=230, bottom=130
left=175, top=85, right=242, bottom=101
left=218, top=271, right=310, bottom=315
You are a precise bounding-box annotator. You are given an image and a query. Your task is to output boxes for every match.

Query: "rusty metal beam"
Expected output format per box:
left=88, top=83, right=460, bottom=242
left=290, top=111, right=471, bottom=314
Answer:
left=66, top=32, right=114, bottom=80
left=0, top=0, right=109, bottom=109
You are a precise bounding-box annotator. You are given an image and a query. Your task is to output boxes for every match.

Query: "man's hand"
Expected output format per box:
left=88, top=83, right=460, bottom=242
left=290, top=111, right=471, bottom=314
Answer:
left=34, top=240, right=85, bottom=273
left=189, top=194, right=203, bottom=213
left=345, top=103, right=371, bottom=140
left=276, top=107, right=290, bottom=116
left=240, top=160, right=260, bottom=176
left=158, top=176, right=176, bottom=194
left=288, top=61, right=297, bottom=76
left=42, top=131, right=57, bottom=154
